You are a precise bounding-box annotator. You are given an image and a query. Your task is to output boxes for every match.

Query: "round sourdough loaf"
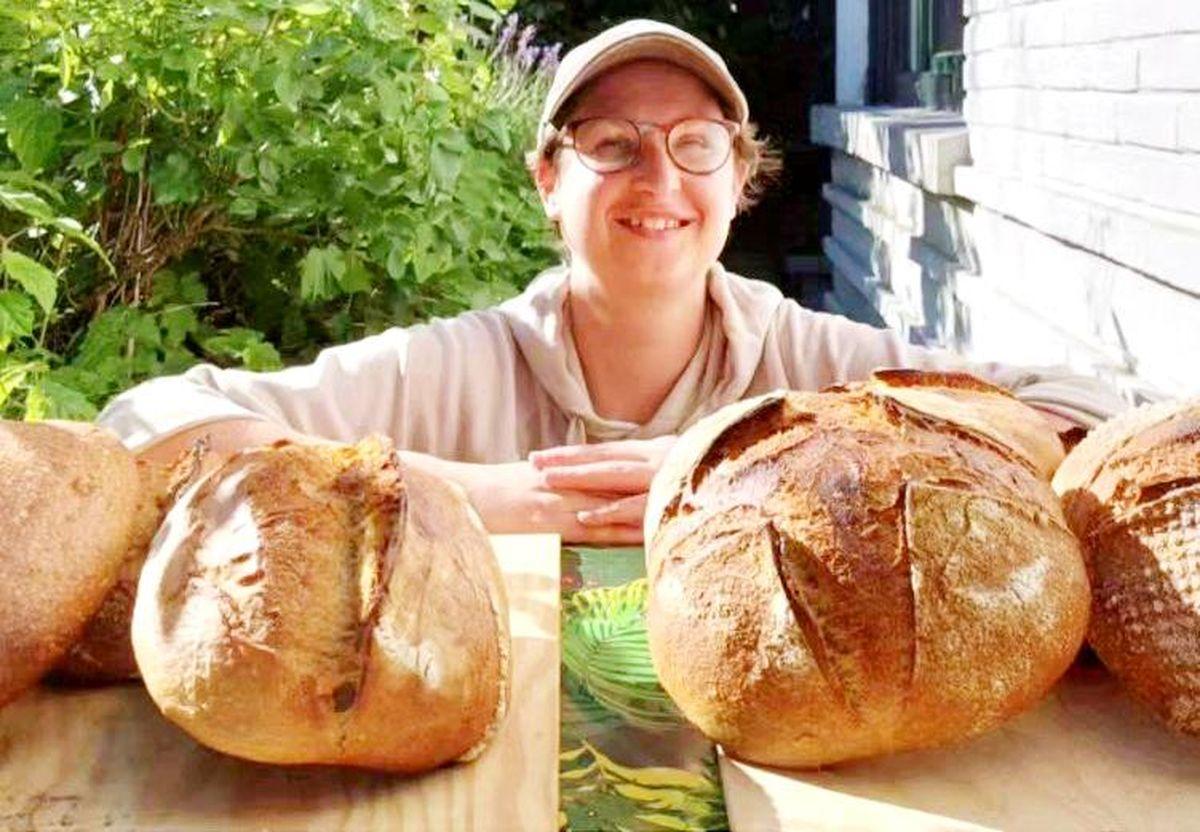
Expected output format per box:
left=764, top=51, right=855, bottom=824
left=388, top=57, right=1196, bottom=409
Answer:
left=0, top=420, right=140, bottom=706
left=55, top=441, right=209, bottom=683
left=132, top=436, right=510, bottom=772
left=1053, top=398, right=1200, bottom=735
left=644, top=371, right=1087, bottom=768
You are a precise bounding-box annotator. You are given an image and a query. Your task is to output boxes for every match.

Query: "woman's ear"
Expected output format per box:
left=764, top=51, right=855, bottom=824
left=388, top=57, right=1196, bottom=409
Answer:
left=535, top=155, right=561, bottom=221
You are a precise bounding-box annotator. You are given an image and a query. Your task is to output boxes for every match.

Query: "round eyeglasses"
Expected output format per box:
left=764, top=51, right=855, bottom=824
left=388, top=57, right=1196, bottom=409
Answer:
left=558, top=117, right=739, bottom=175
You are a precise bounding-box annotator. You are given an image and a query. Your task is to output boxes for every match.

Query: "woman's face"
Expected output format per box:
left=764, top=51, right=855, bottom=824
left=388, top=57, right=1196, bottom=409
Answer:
left=537, top=60, right=746, bottom=293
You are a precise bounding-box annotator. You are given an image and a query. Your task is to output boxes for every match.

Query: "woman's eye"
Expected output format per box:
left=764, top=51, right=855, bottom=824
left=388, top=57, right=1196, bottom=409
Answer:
left=593, top=138, right=634, bottom=155
left=674, top=133, right=711, bottom=149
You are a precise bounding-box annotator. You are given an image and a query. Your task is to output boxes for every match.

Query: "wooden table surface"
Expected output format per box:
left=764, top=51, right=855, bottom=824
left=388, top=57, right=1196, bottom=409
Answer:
left=0, top=534, right=561, bottom=832
left=720, top=661, right=1200, bottom=832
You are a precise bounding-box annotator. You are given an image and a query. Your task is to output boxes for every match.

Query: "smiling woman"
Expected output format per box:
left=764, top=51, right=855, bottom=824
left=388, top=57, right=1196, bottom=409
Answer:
left=97, top=19, right=1129, bottom=546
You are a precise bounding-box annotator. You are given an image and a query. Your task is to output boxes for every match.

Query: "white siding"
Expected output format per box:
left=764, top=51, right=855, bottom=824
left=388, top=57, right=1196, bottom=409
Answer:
left=816, top=0, right=1200, bottom=402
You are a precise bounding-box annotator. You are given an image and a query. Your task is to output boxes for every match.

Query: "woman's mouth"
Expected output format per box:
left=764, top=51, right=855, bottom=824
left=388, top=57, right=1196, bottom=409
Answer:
left=615, top=216, right=694, bottom=237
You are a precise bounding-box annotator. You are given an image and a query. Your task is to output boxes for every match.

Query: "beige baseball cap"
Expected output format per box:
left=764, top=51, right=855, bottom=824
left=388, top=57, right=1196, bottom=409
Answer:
left=537, top=19, right=750, bottom=145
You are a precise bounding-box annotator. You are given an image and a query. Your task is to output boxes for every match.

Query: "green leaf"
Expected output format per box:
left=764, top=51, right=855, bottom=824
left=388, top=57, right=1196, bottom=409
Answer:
left=477, top=110, right=512, bottom=153
left=0, top=359, right=41, bottom=410
left=24, top=378, right=97, bottom=422
left=429, top=144, right=462, bottom=191
left=149, top=152, right=203, bottom=205
left=467, top=1, right=502, bottom=23
left=3, top=99, right=62, bottom=171
left=361, top=169, right=404, bottom=196
left=1, top=249, right=57, bottom=312
left=0, top=185, right=55, bottom=221
left=561, top=579, right=681, bottom=729
left=339, top=254, right=373, bottom=293
left=149, top=270, right=207, bottom=307
left=201, top=327, right=282, bottom=370
left=294, top=1, right=331, bottom=15
left=0, top=290, right=35, bottom=348
left=235, top=152, right=257, bottom=179
left=436, top=129, right=471, bottom=153
left=385, top=240, right=406, bottom=281
left=229, top=196, right=258, bottom=219
left=121, top=144, right=145, bottom=173
left=44, top=215, right=113, bottom=273
left=299, top=245, right=346, bottom=301
left=160, top=306, right=199, bottom=346
left=375, top=76, right=403, bottom=123
left=258, top=155, right=279, bottom=186
left=636, top=812, right=706, bottom=830
left=274, top=71, right=301, bottom=111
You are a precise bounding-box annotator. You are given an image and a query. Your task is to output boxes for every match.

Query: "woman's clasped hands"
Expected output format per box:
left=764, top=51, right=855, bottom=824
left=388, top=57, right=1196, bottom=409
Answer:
left=457, top=436, right=676, bottom=545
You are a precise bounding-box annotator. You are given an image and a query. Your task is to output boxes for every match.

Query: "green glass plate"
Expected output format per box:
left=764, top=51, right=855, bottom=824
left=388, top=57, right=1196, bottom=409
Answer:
left=559, top=546, right=729, bottom=832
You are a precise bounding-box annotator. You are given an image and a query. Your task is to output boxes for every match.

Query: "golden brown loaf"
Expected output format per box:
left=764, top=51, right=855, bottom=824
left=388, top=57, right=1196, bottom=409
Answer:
left=54, top=441, right=209, bottom=683
left=644, top=371, right=1089, bottom=768
left=1053, top=398, right=1200, bottom=735
left=0, top=420, right=141, bottom=706
left=132, top=436, right=511, bottom=772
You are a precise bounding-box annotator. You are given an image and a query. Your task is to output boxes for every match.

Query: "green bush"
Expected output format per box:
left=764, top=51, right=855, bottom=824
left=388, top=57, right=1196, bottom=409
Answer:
left=0, top=0, right=560, bottom=420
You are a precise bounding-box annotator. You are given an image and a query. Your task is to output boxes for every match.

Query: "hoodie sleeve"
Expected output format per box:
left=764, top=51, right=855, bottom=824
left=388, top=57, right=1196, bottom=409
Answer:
left=96, top=326, right=419, bottom=452
left=769, top=300, right=1130, bottom=427
left=96, top=311, right=525, bottom=457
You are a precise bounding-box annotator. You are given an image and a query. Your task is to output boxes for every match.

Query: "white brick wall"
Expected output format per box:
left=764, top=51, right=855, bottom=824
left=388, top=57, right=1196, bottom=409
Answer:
left=1181, top=99, right=1200, bottom=151
left=960, top=1, right=1200, bottom=398
left=1140, top=34, right=1200, bottom=91
left=816, top=0, right=1200, bottom=405
left=962, top=0, right=1200, bottom=218
left=965, top=1, right=1200, bottom=48
left=968, top=126, right=1200, bottom=217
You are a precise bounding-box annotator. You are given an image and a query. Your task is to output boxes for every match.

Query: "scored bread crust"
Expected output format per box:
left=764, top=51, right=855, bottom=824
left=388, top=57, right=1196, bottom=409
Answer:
left=1053, top=398, right=1200, bottom=735
left=864, top=370, right=1066, bottom=480
left=132, top=437, right=510, bottom=772
left=645, top=373, right=1088, bottom=768
left=0, top=421, right=141, bottom=706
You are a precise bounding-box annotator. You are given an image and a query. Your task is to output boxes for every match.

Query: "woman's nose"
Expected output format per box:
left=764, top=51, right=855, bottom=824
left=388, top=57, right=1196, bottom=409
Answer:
left=631, top=132, right=682, bottom=193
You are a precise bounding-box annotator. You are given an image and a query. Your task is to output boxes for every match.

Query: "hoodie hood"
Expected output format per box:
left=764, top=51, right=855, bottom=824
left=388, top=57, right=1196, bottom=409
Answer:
left=497, top=263, right=784, bottom=444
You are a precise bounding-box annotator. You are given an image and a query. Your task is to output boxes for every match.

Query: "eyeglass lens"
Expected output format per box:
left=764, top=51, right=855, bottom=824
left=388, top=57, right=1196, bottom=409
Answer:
left=571, top=118, right=732, bottom=175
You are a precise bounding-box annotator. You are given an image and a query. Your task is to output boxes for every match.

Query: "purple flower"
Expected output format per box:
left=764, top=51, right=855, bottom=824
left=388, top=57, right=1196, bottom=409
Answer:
left=495, top=13, right=518, bottom=55
left=538, top=43, right=562, bottom=76
left=516, top=23, right=536, bottom=57
left=517, top=44, right=538, bottom=71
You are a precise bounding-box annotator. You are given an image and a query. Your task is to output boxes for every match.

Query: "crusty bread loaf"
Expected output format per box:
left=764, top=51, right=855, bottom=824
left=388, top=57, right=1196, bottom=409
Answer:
left=1053, top=398, right=1200, bottom=735
left=132, top=436, right=510, bottom=772
left=644, top=371, right=1089, bottom=768
left=864, top=370, right=1066, bottom=479
left=54, top=441, right=209, bottom=683
left=0, top=420, right=141, bottom=706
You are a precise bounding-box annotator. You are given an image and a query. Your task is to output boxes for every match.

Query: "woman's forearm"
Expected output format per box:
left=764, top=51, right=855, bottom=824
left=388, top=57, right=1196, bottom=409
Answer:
left=136, top=418, right=309, bottom=466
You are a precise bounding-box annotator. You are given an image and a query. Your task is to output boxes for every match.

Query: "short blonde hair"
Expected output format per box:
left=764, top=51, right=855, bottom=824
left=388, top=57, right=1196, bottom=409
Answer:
left=527, top=120, right=782, bottom=214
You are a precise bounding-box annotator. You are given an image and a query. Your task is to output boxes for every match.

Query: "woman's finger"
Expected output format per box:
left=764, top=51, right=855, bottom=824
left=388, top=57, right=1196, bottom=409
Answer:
left=540, top=460, right=653, bottom=493
left=563, top=522, right=644, bottom=546
left=529, top=439, right=650, bottom=469
left=577, top=493, right=647, bottom=527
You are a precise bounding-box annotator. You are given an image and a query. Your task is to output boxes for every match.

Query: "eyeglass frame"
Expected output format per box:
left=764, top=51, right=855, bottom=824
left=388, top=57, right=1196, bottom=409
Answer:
left=551, top=116, right=742, bottom=176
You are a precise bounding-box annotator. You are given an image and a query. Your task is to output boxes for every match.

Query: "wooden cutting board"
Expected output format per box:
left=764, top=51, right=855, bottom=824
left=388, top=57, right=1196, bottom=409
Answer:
left=0, top=534, right=560, bottom=832
left=720, top=661, right=1200, bottom=831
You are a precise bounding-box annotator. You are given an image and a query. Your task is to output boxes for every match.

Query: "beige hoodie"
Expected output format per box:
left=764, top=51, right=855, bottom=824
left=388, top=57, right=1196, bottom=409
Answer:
left=98, top=264, right=1128, bottom=459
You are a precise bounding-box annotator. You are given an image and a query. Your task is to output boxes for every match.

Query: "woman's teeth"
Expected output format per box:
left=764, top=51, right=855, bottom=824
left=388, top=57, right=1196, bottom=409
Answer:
left=622, top=218, right=685, bottom=230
